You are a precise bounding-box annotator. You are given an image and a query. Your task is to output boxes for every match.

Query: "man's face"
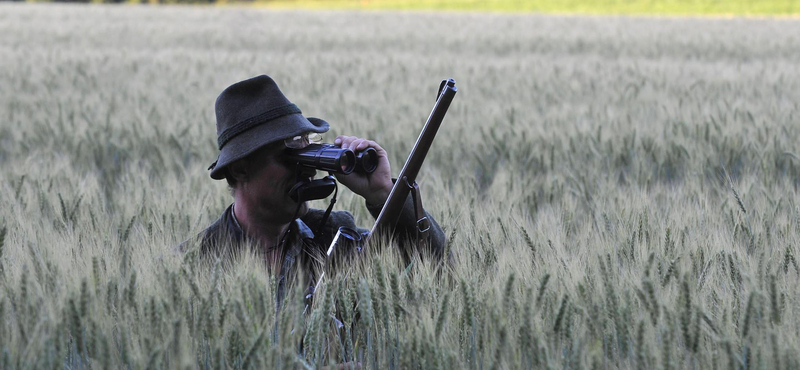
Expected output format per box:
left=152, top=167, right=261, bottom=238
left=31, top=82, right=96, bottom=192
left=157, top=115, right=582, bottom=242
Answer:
left=237, top=142, right=311, bottom=223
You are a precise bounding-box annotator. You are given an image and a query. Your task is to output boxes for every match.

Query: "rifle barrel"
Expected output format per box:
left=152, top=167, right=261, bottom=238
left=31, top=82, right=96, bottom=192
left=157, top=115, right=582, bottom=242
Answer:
left=367, top=79, right=457, bottom=244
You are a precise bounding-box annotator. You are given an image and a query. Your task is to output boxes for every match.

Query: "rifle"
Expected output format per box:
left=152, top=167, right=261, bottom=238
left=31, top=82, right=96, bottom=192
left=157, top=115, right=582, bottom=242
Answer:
left=364, top=78, right=458, bottom=249
left=308, top=79, right=456, bottom=309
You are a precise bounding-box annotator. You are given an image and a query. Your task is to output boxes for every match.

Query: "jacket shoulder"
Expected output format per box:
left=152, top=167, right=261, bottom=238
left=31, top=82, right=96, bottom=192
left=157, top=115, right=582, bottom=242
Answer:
left=177, top=208, right=241, bottom=258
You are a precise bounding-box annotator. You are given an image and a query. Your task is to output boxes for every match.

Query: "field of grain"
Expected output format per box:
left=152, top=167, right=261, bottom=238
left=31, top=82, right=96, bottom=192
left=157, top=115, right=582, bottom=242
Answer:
left=258, top=0, right=800, bottom=16
left=1, top=4, right=800, bottom=369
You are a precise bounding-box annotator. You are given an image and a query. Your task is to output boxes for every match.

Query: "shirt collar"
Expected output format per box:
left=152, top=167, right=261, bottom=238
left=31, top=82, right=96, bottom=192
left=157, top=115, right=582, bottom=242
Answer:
left=294, top=218, right=315, bottom=240
left=230, top=203, right=243, bottom=231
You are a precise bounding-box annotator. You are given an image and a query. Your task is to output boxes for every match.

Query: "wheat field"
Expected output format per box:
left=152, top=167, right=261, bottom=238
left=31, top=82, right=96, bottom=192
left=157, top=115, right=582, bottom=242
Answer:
left=257, top=0, right=800, bottom=16
left=1, top=4, right=800, bottom=369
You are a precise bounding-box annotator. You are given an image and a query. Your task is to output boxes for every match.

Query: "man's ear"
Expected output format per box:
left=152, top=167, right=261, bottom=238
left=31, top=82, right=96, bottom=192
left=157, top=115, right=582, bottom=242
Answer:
left=227, top=161, right=248, bottom=183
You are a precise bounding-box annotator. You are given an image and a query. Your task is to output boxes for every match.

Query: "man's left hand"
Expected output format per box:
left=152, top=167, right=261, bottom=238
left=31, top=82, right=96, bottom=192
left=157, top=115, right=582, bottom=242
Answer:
left=333, top=136, right=393, bottom=205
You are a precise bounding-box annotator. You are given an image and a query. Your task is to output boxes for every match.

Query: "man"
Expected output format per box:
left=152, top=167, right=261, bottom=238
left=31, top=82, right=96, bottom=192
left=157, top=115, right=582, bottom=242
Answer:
left=183, top=75, right=445, bottom=304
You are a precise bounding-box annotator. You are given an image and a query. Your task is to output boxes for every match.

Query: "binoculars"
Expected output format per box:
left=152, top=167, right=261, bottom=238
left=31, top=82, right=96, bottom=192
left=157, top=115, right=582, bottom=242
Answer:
left=285, top=144, right=378, bottom=174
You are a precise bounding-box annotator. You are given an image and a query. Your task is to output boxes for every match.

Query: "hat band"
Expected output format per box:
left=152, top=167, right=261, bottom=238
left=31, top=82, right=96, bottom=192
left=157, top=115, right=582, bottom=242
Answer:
left=217, top=103, right=302, bottom=149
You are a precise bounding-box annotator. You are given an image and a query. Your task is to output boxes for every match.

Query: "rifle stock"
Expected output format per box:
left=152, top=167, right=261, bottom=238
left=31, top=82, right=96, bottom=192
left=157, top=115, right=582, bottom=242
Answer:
left=365, top=79, right=457, bottom=247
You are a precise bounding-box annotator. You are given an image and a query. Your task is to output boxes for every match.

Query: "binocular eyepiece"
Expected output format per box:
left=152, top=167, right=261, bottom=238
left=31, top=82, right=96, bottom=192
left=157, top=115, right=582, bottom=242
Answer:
left=285, top=144, right=378, bottom=175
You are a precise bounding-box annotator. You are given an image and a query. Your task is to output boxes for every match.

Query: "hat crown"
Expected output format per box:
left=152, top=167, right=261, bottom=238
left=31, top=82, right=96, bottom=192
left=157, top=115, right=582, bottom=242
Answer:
left=215, top=75, right=294, bottom=140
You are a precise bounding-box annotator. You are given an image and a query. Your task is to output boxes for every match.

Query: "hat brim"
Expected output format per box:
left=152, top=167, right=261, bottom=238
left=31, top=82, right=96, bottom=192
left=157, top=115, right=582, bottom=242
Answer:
left=209, top=115, right=329, bottom=180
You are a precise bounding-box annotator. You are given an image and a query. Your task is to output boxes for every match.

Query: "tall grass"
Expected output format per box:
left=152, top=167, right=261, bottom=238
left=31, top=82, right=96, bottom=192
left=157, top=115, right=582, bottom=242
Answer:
left=1, top=4, right=800, bottom=369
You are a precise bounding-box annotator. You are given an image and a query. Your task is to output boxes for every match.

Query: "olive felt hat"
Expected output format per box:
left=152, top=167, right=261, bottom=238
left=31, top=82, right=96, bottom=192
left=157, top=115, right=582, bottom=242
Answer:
left=208, top=75, right=329, bottom=180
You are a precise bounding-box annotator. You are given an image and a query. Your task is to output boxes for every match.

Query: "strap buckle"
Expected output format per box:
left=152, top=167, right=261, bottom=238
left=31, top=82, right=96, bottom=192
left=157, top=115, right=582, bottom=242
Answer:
left=404, top=176, right=431, bottom=248
left=417, top=216, right=431, bottom=233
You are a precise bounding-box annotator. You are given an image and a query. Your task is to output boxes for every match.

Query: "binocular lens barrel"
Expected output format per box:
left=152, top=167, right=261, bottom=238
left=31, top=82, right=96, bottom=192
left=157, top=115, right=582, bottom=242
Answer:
left=356, top=148, right=378, bottom=173
left=287, top=144, right=355, bottom=174
left=286, top=144, right=378, bottom=174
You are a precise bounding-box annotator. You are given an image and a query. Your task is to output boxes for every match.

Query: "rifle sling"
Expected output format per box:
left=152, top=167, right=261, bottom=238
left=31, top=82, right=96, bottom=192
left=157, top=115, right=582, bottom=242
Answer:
left=404, top=176, right=431, bottom=250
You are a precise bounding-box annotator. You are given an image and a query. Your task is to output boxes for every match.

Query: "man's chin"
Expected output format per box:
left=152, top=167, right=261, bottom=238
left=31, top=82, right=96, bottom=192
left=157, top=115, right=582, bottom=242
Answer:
left=283, top=201, right=309, bottom=222
left=271, top=201, right=309, bottom=223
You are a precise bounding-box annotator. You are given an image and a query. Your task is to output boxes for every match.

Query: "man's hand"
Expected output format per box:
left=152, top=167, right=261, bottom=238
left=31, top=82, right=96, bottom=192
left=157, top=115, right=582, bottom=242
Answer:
left=333, top=136, right=393, bottom=205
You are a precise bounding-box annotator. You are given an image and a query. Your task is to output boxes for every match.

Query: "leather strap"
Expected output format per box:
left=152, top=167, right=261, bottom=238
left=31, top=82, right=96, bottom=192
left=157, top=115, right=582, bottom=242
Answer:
left=404, top=176, right=430, bottom=250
